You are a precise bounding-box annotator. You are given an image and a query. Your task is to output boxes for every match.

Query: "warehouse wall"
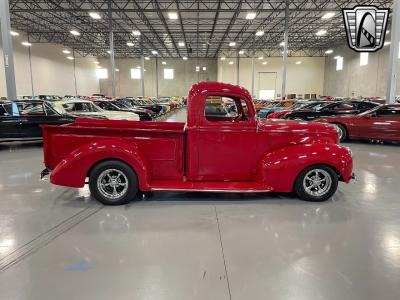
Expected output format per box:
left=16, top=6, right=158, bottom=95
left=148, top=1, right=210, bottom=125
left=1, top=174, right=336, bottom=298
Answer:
left=98, top=58, right=218, bottom=97
left=324, top=45, right=400, bottom=98
left=0, top=36, right=99, bottom=98
left=218, top=56, right=326, bottom=98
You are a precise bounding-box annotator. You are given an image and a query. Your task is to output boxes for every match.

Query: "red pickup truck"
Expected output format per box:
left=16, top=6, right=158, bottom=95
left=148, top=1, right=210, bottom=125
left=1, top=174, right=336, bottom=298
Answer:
left=41, top=82, right=353, bottom=205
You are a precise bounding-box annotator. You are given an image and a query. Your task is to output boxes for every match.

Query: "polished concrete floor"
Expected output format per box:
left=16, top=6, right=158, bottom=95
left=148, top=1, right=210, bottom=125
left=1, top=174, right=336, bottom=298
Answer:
left=0, top=109, right=400, bottom=300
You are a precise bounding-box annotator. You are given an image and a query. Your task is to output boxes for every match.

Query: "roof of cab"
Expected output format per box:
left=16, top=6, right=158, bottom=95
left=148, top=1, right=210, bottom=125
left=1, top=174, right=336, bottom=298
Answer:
left=189, top=82, right=252, bottom=100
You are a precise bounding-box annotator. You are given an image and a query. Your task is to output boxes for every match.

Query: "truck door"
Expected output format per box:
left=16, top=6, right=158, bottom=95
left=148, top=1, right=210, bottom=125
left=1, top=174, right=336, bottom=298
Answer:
left=194, top=93, right=257, bottom=181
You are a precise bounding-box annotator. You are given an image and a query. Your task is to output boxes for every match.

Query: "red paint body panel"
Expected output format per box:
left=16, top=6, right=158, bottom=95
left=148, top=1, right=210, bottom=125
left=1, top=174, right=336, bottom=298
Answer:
left=42, top=82, right=353, bottom=194
left=316, top=104, right=400, bottom=141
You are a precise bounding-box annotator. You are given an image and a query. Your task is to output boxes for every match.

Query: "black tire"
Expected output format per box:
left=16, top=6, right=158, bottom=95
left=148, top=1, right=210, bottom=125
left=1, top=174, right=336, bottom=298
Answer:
left=89, top=160, right=138, bottom=205
left=294, top=164, right=338, bottom=202
left=333, top=123, right=348, bottom=142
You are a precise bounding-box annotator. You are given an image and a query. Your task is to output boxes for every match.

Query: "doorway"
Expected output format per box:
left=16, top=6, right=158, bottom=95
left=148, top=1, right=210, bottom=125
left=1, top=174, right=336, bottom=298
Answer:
left=258, top=72, right=277, bottom=100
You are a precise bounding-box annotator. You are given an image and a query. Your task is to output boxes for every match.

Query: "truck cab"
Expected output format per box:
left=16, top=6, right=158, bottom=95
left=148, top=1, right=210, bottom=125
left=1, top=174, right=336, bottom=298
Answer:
left=41, top=82, right=353, bottom=205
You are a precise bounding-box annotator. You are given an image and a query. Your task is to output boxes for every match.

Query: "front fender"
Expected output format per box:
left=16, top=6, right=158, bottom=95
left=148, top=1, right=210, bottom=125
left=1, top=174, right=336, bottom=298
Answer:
left=50, top=139, right=151, bottom=190
left=256, top=143, right=353, bottom=192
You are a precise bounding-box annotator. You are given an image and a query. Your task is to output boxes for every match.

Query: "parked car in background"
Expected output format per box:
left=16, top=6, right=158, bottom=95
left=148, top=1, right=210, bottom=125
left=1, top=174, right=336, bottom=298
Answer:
left=92, top=99, right=154, bottom=121
left=124, top=98, right=163, bottom=115
left=316, top=104, right=400, bottom=142
left=267, top=101, right=330, bottom=119
left=1, top=100, right=74, bottom=141
left=257, top=100, right=295, bottom=118
left=51, top=100, right=140, bottom=121
left=282, top=100, right=379, bottom=121
left=41, top=82, right=353, bottom=205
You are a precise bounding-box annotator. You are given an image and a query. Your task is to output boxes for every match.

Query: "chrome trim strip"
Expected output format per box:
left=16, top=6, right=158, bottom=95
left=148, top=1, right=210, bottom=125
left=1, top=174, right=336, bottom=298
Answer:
left=150, top=188, right=272, bottom=193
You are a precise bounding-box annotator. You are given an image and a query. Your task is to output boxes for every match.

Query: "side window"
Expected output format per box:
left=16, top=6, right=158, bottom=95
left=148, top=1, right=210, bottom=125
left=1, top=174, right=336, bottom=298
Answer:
left=204, top=96, right=249, bottom=122
left=376, top=107, right=400, bottom=117
left=20, top=102, right=45, bottom=116
left=332, top=103, right=356, bottom=111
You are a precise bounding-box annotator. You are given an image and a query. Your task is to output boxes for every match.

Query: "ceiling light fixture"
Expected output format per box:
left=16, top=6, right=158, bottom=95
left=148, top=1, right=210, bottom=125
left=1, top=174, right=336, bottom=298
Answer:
left=321, top=12, right=335, bottom=19
left=62, top=49, right=71, bottom=54
left=246, top=12, right=257, bottom=20
left=238, top=50, right=244, bottom=54
left=229, top=41, right=236, bottom=47
left=258, top=56, right=263, bottom=60
left=67, top=56, right=74, bottom=60
left=325, top=49, right=334, bottom=54
left=132, top=30, right=141, bottom=36
left=127, top=42, right=134, bottom=47
left=280, top=41, right=285, bottom=47
left=70, top=30, right=80, bottom=36
left=162, top=61, right=166, bottom=65
left=151, top=50, right=158, bottom=55
left=182, top=56, right=188, bottom=60
left=10, top=31, right=19, bottom=36
left=255, top=30, right=264, bottom=36
left=262, top=61, right=267, bottom=65
left=202, top=66, right=206, bottom=71
left=89, top=12, right=101, bottom=19
left=296, top=61, right=302, bottom=65
left=107, top=50, right=111, bottom=54
left=229, top=61, right=234, bottom=65
left=145, top=56, right=150, bottom=60
left=21, top=41, right=32, bottom=47
left=115, top=68, right=120, bottom=72
left=221, top=57, right=226, bottom=60
left=178, top=41, right=185, bottom=47
left=168, top=12, right=178, bottom=20
left=196, top=66, right=200, bottom=72
left=316, top=29, right=327, bottom=36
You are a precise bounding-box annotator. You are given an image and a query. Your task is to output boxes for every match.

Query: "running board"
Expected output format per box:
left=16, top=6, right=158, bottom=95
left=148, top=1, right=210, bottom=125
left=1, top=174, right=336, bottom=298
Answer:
left=149, top=180, right=273, bottom=193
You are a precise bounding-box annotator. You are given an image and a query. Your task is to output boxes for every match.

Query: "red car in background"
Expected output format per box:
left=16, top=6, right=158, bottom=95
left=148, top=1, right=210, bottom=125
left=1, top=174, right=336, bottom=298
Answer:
left=316, top=104, right=400, bottom=142
left=267, top=101, right=330, bottom=119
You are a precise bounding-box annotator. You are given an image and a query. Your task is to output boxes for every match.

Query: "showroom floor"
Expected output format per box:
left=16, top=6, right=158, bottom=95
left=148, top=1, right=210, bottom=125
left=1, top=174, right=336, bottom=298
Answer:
left=1, top=109, right=400, bottom=300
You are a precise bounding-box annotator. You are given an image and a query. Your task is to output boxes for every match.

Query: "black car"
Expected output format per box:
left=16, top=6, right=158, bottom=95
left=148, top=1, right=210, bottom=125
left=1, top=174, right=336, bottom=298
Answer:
left=124, top=98, right=163, bottom=115
left=0, top=100, right=74, bottom=142
left=282, top=100, right=379, bottom=121
left=93, top=100, right=154, bottom=121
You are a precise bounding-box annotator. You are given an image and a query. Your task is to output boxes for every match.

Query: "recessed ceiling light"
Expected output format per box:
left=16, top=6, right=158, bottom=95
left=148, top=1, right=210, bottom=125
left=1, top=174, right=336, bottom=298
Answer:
left=151, top=50, right=158, bottom=55
left=132, top=30, right=141, bottom=36
left=229, top=61, right=234, bottom=65
left=295, top=61, right=302, bottom=65
left=10, top=31, right=19, bottom=36
left=202, top=66, right=206, bottom=71
left=238, top=50, right=244, bottom=54
left=258, top=56, right=263, bottom=60
left=262, top=61, right=267, bottom=65
left=62, top=49, right=71, bottom=54
left=162, top=61, right=166, bottom=65
left=89, top=12, right=101, bottom=19
left=221, top=57, right=226, bottom=60
left=70, top=30, right=80, bottom=36
left=178, top=41, right=185, bottom=47
left=115, top=68, right=120, bottom=72
left=246, top=12, right=257, bottom=20
left=145, top=56, right=150, bottom=60
left=229, top=42, right=236, bottom=47
left=67, top=56, right=74, bottom=60
left=21, top=41, right=32, bottom=47
left=182, top=56, right=188, bottom=60
left=316, top=29, right=327, bottom=36
left=127, top=42, right=134, bottom=47
left=168, top=12, right=178, bottom=20
left=325, top=49, right=334, bottom=54
left=384, top=41, right=391, bottom=46
left=321, top=12, right=335, bottom=19
left=255, top=30, right=264, bottom=36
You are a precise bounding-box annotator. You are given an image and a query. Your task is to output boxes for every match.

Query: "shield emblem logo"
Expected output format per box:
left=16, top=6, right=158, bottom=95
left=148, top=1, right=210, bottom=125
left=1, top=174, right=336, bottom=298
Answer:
left=342, top=5, right=389, bottom=52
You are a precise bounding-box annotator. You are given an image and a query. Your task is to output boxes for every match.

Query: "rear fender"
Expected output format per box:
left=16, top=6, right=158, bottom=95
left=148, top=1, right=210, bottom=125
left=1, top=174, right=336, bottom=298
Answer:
left=256, top=143, right=353, bottom=192
left=50, top=139, right=151, bottom=190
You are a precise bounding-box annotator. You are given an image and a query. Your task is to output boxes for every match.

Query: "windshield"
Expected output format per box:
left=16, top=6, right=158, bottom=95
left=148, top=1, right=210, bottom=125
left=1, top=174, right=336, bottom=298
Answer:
left=358, top=105, right=382, bottom=116
left=111, top=101, right=129, bottom=109
left=61, top=102, right=103, bottom=113
left=303, top=102, right=330, bottom=111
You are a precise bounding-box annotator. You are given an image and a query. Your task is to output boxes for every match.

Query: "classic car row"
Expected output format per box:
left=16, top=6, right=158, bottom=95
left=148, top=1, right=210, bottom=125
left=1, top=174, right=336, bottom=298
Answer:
left=0, top=96, right=185, bottom=141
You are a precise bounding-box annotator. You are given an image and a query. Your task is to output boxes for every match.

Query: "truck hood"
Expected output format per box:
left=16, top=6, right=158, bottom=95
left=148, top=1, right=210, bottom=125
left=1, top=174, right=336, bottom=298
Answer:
left=257, top=118, right=338, bottom=144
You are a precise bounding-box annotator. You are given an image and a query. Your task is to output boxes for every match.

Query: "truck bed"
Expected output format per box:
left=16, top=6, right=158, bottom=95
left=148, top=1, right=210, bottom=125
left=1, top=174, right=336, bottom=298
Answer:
left=42, top=118, right=186, bottom=181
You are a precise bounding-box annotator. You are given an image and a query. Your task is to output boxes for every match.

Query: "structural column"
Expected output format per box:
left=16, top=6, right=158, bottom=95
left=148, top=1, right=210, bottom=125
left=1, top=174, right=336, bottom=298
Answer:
left=386, top=0, right=400, bottom=104
left=155, top=57, right=159, bottom=98
left=0, top=0, right=17, bottom=100
left=108, top=0, right=116, bottom=97
left=281, top=0, right=290, bottom=100
left=140, top=36, right=145, bottom=97
left=236, top=50, right=240, bottom=85
left=251, top=38, right=255, bottom=97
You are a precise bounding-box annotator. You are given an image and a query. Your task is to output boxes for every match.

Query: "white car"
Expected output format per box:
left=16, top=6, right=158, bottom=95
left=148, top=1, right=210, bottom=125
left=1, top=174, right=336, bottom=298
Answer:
left=51, top=100, right=140, bottom=121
